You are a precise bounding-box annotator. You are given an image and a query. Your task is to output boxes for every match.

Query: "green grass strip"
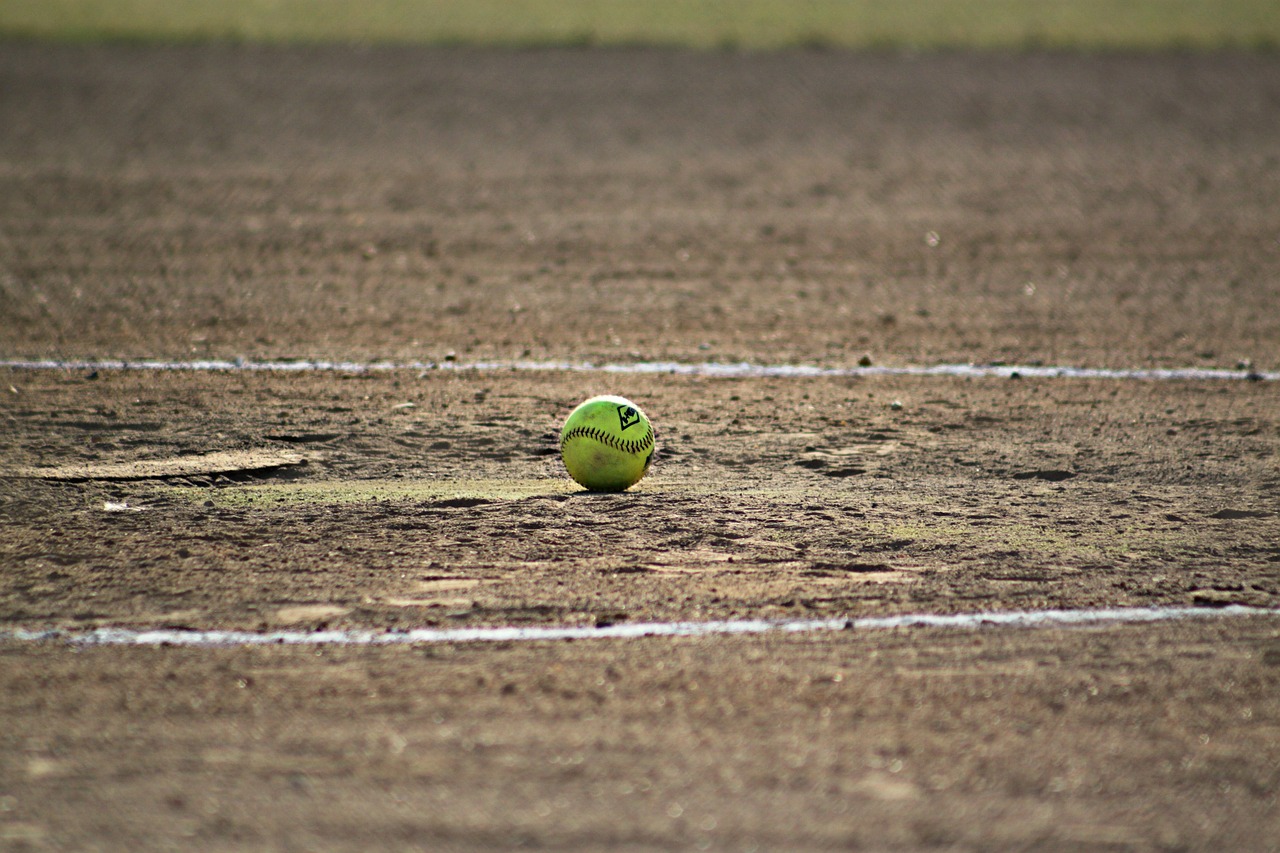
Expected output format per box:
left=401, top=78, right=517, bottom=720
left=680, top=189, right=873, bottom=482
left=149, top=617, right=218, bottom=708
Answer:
left=2, top=0, right=1278, bottom=50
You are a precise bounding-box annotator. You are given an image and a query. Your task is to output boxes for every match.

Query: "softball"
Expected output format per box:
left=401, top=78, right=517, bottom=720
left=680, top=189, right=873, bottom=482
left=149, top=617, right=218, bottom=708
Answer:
left=560, top=395, right=655, bottom=492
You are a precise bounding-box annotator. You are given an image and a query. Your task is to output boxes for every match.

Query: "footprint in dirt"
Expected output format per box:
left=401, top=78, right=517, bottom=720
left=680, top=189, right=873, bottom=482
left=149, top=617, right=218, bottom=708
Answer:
left=821, top=467, right=866, bottom=478
left=794, top=458, right=866, bottom=478
left=433, top=497, right=494, bottom=509
left=1207, top=508, right=1274, bottom=520
left=1011, top=469, right=1076, bottom=482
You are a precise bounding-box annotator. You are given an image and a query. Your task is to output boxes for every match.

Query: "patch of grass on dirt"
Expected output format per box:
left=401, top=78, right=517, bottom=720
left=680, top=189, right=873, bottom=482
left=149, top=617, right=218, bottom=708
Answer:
left=167, top=475, right=799, bottom=508
left=2, top=0, right=1277, bottom=50
left=170, top=478, right=582, bottom=508
left=868, top=516, right=1203, bottom=565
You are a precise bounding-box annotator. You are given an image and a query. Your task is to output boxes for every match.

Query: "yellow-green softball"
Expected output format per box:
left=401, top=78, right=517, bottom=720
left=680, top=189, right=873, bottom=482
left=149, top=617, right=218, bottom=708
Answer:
left=560, top=395, right=655, bottom=492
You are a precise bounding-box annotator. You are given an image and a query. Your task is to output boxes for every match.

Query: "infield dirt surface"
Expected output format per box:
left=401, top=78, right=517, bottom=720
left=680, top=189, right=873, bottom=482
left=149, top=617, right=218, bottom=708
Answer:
left=1, top=45, right=1279, bottom=851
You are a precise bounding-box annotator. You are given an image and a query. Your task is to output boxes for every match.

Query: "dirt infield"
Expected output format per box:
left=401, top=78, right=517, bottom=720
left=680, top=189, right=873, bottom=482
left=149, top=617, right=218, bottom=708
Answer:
left=1, top=45, right=1279, bottom=851
left=3, top=46, right=1279, bottom=369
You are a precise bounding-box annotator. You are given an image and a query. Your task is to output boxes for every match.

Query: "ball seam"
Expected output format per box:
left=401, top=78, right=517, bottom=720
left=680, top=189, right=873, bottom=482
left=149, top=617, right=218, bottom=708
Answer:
left=561, top=425, right=654, bottom=456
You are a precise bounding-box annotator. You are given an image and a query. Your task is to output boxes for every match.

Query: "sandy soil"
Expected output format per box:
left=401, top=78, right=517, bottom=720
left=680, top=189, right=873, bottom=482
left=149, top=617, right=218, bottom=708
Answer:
left=2, top=46, right=1279, bottom=370
left=1, top=45, right=1279, bottom=851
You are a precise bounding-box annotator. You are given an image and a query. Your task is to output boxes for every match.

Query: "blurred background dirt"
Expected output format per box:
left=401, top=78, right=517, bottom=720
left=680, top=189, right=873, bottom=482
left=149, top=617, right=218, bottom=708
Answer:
left=2, top=47, right=1278, bottom=370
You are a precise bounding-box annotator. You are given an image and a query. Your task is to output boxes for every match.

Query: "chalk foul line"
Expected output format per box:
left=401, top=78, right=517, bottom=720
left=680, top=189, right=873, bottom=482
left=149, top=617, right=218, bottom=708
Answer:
left=1, top=605, right=1273, bottom=648
left=0, top=358, right=1275, bottom=382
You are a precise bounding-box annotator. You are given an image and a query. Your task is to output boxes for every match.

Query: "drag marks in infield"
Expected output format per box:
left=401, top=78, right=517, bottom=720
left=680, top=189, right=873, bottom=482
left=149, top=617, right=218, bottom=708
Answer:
left=1, top=605, right=1274, bottom=649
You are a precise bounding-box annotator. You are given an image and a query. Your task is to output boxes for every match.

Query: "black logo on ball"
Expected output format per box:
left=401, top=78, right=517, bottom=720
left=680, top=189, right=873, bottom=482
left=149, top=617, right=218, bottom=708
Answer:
left=617, top=405, right=641, bottom=432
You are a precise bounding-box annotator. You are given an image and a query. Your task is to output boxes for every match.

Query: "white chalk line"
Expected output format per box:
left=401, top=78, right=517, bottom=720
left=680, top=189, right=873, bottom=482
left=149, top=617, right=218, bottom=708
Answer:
left=1, top=605, right=1273, bottom=648
left=1, top=358, right=1275, bottom=382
